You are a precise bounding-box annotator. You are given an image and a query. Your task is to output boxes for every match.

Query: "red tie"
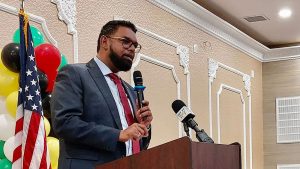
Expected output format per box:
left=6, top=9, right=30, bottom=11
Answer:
left=108, top=73, right=140, bottom=154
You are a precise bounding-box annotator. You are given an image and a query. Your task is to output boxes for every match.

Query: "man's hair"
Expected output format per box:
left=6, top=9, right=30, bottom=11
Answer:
left=97, top=20, right=137, bottom=52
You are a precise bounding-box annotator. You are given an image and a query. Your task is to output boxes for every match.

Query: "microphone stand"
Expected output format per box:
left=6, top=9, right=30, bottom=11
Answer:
left=183, top=122, right=190, bottom=137
left=186, top=118, right=214, bottom=143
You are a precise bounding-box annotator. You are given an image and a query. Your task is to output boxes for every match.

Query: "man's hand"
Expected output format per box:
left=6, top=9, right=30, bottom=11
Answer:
left=119, top=123, right=148, bottom=142
left=135, top=100, right=153, bottom=127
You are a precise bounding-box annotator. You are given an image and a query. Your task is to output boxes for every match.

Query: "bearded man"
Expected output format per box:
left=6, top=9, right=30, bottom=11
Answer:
left=51, top=20, right=153, bottom=169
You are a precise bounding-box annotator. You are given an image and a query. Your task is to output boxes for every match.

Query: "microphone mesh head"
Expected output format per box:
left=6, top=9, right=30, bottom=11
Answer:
left=171, top=100, right=186, bottom=113
left=133, top=70, right=143, bottom=85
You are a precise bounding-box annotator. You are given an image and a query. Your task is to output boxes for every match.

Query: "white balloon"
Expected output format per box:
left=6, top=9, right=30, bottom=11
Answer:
left=0, top=96, right=9, bottom=114
left=3, top=136, right=14, bottom=161
left=0, top=114, right=15, bottom=141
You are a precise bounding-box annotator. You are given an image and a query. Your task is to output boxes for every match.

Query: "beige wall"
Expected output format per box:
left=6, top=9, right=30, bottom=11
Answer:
left=0, top=1, right=263, bottom=169
left=263, top=60, right=300, bottom=169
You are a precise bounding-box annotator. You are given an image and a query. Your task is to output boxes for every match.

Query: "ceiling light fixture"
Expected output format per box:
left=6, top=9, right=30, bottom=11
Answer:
left=278, top=8, right=292, bottom=18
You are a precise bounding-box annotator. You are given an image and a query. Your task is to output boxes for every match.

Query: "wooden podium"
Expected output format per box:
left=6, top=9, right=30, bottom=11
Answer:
left=95, top=137, right=241, bottom=169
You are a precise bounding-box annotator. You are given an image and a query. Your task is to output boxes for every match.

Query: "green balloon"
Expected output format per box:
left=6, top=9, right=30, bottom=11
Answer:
left=58, top=54, right=68, bottom=70
left=12, top=25, right=45, bottom=47
left=0, top=140, right=5, bottom=159
left=12, top=29, right=20, bottom=44
left=0, top=158, right=12, bottom=169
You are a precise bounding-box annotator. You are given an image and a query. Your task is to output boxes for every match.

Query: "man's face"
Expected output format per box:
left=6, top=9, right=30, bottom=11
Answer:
left=107, top=27, right=138, bottom=72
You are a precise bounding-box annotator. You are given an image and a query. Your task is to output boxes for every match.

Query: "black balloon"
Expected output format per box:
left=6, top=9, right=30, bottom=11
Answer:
left=42, top=94, right=51, bottom=119
left=1, top=43, right=20, bottom=72
left=37, top=70, right=48, bottom=95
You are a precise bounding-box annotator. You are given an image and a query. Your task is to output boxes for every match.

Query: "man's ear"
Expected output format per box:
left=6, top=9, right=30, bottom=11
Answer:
left=100, top=36, right=109, bottom=50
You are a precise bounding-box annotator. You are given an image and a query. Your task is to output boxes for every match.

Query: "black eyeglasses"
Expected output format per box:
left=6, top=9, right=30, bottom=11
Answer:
left=107, top=36, right=142, bottom=53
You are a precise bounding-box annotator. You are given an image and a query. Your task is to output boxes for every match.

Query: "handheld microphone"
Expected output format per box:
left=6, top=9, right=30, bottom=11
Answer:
left=133, top=71, right=146, bottom=109
left=171, top=100, right=214, bottom=143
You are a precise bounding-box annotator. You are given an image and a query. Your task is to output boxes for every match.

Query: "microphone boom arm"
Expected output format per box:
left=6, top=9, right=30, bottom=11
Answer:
left=186, top=118, right=214, bottom=143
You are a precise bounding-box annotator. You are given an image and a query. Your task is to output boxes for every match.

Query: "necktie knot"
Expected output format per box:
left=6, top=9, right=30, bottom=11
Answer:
left=108, top=73, right=121, bottom=84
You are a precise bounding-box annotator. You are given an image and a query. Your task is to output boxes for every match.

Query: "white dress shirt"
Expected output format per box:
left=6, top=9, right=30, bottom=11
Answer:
left=93, top=56, right=133, bottom=156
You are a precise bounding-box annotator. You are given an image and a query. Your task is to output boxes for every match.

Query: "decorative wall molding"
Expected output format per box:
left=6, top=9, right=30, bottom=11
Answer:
left=217, top=83, right=247, bottom=169
left=243, top=74, right=251, bottom=96
left=0, top=3, right=57, bottom=46
left=176, top=45, right=190, bottom=74
left=51, top=0, right=78, bottom=63
left=208, top=58, right=219, bottom=83
left=51, top=0, right=77, bottom=34
left=132, top=53, right=180, bottom=99
left=147, top=0, right=300, bottom=62
left=132, top=53, right=185, bottom=137
left=208, top=58, right=253, bottom=169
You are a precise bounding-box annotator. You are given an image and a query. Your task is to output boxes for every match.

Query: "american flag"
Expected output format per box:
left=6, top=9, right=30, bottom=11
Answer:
left=12, top=10, right=51, bottom=169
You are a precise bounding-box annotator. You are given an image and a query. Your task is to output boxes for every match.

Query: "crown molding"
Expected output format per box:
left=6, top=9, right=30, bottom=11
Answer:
left=147, top=0, right=300, bottom=62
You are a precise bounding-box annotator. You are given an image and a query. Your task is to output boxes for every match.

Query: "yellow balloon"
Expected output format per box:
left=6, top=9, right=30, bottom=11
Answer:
left=0, top=59, right=19, bottom=97
left=0, top=48, right=4, bottom=70
left=47, top=137, right=59, bottom=168
left=44, top=117, right=51, bottom=136
left=5, top=91, right=19, bottom=118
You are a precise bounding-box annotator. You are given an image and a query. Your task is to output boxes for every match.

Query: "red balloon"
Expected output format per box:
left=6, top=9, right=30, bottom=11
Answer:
left=46, top=70, right=58, bottom=92
left=35, top=44, right=61, bottom=73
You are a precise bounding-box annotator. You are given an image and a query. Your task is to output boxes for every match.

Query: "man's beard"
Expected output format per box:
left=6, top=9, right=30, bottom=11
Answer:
left=109, top=47, right=133, bottom=72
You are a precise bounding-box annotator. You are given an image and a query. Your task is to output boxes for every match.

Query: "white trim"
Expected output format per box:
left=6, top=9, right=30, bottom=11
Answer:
left=147, top=0, right=300, bottom=62
left=248, top=95, right=253, bottom=169
left=0, top=3, right=57, bottom=47
left=132, top=53, right=185, bottom=137
left=208, top=58, right=253, bottom=169
left=217, top=84, right=247, bottom=169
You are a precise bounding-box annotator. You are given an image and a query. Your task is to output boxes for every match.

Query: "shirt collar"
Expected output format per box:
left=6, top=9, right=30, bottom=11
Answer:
left=93, top=56, right=116, bottom=76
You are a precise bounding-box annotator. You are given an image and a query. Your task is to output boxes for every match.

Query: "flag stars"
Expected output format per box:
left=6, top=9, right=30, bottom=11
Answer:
left=19, top=88, right=22, bottom=93
left=39, top=100, right=42, bottom=106
left=26, top=69, right=33, bottom=76
left=29, top=55, right=34, bottom=61
left=25, top=85, right=29, bottom=92
left=34, top=65, right=37, bottom=71
left=30, top=79, right=37, bottom=86
left=35, top=89, right=40, bottom=96
left=32, top=104, right=38, bottom=110
left=27, top=94, right=34, bottom=101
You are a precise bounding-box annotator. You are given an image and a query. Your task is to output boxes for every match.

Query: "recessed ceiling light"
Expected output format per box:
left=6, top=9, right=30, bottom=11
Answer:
left=278, top=8, right=292, bottom=18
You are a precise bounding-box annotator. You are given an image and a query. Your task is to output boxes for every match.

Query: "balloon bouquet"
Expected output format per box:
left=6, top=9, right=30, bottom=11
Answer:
left=0, top=25, right=68, bottom=169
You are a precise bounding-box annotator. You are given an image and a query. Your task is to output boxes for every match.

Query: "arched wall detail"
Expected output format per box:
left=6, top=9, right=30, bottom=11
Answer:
left=208, top=58, right=253, bottom=169
left=132, top=53, right=182, bottom=137
left=217, top=83, right=247, bottom=169
left=0, top=3, right=58, bottom=46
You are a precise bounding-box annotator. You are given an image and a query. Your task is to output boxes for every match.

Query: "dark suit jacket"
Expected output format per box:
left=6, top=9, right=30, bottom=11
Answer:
left=50, top=59, right=151, bottom=169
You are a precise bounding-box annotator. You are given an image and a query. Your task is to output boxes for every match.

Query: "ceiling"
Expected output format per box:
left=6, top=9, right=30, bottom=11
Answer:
left=193, top=0, right=300, bottom=49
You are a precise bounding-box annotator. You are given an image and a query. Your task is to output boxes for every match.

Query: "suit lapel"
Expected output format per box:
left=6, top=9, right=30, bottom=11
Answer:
left=86, top=59, right=122, bottom=129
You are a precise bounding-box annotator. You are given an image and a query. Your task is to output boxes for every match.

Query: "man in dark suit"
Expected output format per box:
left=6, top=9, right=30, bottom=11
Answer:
left=51, top=20, right=153, bottom=169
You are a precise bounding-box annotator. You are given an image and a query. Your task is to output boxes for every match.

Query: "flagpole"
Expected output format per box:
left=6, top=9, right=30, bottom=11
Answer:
left=20, top=0, right=24, bottom=10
